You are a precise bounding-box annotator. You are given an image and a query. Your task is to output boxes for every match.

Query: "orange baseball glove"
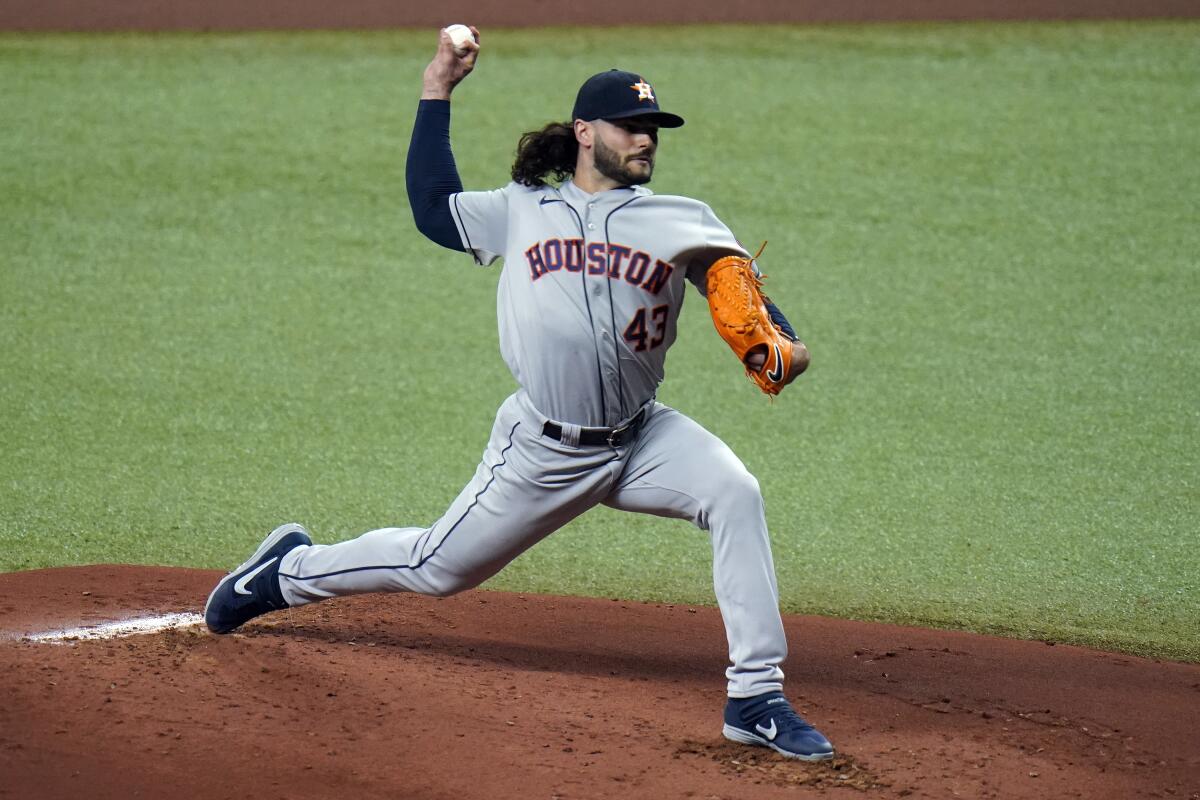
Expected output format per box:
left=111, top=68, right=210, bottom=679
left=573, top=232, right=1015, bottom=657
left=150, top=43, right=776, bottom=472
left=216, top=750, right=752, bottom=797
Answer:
left=706, top=249, right=796, bottom=396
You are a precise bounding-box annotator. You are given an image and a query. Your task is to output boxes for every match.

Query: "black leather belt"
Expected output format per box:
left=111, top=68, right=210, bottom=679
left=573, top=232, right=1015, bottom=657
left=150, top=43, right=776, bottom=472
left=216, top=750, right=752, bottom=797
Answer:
left=542, top=408, right=647, bottom=448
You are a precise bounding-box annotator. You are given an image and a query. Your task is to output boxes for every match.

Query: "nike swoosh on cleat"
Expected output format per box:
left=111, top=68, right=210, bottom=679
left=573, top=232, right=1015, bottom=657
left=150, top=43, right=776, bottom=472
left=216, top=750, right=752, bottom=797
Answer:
left=233, top=558, right=278, bottom=595
left=755, top=719, right=778, bottom=741
left=766, top=344, right=785, bottom=382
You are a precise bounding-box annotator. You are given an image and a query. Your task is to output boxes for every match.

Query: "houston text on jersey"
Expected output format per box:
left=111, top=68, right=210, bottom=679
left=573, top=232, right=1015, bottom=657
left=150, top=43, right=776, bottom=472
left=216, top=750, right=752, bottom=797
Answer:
left=524, top=238, right=673, bottom=295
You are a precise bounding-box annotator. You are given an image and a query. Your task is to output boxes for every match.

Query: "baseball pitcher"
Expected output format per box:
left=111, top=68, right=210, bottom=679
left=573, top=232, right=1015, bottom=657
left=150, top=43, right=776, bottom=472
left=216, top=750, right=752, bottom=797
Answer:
left=204, top=26, right=833, bottom=761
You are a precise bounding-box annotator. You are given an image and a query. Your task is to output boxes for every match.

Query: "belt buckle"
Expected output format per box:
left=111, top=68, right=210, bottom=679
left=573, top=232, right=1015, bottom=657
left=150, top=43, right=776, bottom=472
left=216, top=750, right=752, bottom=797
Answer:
left=606, top=409, right=642, bottom=448
left=606, top=421, right=630, bottom=448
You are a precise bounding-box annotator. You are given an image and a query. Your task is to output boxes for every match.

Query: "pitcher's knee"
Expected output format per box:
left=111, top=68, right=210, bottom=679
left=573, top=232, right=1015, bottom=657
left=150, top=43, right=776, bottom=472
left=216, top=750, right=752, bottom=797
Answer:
left=414, top=563, right=488, bottom=598
left=423, top=582, right=468, bottom=599
left=707, top=469, right=764, bottom=518
left=420, top=573, right=477, bottom=598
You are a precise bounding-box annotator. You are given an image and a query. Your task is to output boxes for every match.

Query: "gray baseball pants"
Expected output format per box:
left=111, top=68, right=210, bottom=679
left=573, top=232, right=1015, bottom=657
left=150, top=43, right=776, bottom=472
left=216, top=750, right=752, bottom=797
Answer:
left=278, top=390, right=787, bottom=697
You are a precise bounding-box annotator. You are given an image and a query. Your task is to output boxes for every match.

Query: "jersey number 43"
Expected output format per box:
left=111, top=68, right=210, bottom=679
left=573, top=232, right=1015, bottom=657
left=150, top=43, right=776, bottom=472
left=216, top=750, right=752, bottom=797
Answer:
left=623, top=304, right=670, bottom=352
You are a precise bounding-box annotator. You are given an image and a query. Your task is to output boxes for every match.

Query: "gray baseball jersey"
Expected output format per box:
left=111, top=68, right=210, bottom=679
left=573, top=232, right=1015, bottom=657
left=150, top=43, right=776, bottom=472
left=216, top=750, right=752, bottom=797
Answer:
left=276, top=178, right=789, bottom=699
left=450, top=180, right=749, bottom=426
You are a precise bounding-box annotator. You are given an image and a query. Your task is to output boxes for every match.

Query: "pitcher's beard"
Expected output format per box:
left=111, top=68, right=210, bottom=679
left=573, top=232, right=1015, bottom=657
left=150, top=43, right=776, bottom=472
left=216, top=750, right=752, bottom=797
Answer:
left=594, top=137, right=654, bottom=186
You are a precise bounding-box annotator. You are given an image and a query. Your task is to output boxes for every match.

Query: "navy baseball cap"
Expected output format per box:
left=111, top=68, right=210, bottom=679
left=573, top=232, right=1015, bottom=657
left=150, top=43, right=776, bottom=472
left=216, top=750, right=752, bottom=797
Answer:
left=571, top=70, right=685, bottom=128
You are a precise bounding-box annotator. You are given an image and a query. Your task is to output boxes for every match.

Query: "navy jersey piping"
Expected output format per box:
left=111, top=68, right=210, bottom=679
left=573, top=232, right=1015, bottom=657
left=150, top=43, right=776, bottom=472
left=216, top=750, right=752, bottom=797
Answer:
left=281, top=421, right=522, bottom=582
left=538, top=193, right=610, bottom=422
left=603, top=194, right=641, bottom=420
left=451, top=193, right=483, bottom=266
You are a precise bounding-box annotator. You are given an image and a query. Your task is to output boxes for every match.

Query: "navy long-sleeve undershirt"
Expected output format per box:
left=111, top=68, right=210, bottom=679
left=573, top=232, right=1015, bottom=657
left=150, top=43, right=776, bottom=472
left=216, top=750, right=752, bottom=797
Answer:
left=406, top=99, right=467, bottom=251
left=764, top=301, right=798, bottom=341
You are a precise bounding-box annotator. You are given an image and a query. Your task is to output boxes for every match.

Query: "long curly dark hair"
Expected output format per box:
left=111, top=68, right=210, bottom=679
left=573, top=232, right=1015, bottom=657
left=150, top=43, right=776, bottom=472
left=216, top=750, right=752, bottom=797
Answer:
left=511, top=121, right=578, bottom=187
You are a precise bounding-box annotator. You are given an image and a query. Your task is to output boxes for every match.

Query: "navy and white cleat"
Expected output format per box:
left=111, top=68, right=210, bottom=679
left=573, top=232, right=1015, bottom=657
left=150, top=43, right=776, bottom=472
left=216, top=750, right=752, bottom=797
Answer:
left=722, top=691, right=835, bottom=761
left=204, top=523, right=312, bottom=634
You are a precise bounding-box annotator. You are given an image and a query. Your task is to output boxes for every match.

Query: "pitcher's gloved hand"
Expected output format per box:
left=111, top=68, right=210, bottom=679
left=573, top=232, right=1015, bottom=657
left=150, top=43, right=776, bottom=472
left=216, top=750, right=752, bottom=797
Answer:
left=706, top=252, right=807, bottom=395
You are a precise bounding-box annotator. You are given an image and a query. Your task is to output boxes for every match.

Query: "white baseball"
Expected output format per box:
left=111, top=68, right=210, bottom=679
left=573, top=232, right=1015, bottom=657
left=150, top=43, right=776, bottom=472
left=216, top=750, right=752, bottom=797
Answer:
left=444, top=24, right=475, bottom=55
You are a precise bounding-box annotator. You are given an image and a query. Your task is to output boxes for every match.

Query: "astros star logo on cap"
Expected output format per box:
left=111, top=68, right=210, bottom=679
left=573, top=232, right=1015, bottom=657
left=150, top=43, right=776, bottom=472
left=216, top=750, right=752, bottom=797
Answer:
left=630, top=80, right=655, bottom=102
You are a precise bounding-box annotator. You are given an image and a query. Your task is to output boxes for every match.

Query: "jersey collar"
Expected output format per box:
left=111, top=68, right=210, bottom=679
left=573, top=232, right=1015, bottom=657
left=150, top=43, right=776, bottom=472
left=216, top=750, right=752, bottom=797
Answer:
left=557, top=180, right=653, bottom=205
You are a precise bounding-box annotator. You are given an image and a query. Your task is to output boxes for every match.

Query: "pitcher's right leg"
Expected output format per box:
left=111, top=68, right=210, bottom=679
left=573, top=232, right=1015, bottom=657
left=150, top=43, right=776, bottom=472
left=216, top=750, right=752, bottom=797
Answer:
left=276, top=394, right=615, bottom=606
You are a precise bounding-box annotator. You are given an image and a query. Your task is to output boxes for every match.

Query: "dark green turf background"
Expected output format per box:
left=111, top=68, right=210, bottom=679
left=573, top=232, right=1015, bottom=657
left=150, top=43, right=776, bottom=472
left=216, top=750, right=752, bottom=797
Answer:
left=1, top=23, right=1197, bottom=658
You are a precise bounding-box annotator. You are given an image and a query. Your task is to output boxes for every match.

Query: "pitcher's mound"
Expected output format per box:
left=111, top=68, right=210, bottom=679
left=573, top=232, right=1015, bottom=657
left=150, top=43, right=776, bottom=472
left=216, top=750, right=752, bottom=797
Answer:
left=1, top=565, right=1197, bottom=799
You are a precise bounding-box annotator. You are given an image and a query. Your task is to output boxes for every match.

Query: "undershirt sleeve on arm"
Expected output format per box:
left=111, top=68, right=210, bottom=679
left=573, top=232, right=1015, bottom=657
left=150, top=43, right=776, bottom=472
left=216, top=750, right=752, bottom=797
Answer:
left=405, top=99, right=466, bottom=252
left=763, top=300, right=799, bottom=341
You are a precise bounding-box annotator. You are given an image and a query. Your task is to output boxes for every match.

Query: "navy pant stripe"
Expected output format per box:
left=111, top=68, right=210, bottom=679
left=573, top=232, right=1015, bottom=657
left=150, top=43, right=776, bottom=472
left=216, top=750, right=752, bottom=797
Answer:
left=281, top=421, right=522, bottom=582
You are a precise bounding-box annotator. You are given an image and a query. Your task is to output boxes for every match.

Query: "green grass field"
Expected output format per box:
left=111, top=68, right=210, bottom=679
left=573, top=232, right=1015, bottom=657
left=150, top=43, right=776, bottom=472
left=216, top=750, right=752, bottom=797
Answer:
left=1, top=23, right=1197, bottom=660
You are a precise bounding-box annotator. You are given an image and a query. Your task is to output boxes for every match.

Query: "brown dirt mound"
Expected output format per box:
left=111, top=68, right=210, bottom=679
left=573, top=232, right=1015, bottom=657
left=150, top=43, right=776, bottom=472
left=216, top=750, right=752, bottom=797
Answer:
left=1, top=565, right=1197, bottom=799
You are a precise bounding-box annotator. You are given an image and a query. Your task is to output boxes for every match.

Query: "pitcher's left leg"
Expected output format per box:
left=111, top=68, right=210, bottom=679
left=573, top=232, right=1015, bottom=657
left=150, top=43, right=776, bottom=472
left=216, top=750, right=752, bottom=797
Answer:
left=603, top=403, right=787, bottom=697
left=604, top=403, right=834, bottom=760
